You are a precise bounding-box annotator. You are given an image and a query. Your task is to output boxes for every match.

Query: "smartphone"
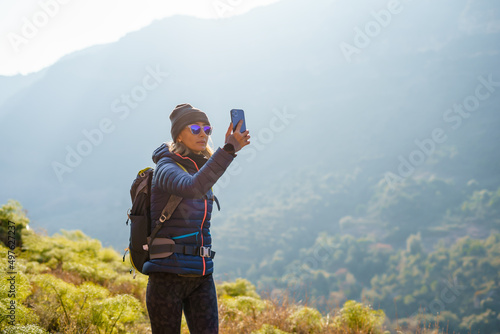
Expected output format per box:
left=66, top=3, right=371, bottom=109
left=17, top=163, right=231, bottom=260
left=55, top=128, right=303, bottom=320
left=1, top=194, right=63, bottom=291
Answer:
left=230, top=109, right=246, bottom=133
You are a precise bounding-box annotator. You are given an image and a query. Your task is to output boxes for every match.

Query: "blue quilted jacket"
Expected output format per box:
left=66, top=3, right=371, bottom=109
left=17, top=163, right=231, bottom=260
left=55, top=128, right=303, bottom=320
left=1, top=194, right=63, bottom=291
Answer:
left=142, top=143, right=234, bottom=276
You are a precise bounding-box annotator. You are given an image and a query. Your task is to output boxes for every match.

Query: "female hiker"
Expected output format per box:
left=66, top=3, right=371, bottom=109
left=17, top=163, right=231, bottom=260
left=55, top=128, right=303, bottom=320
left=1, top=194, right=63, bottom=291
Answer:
left=143, top=103, right=250, bottom=333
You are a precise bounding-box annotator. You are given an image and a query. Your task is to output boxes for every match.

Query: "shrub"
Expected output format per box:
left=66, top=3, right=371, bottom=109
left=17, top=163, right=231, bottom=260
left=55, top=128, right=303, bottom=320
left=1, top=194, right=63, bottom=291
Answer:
left=0, top=200, right=30, bottom=248
left=2, top=324, right=48, bottom=334
left=217, top=278, right=260, bottom=298
left=0, top=267, right=38, bottom=331
left=251, top=324, right=291, bottom=334
left=332, top=300, right=385, bottom=333
left=28, top=274, right=145, bottom=333
left=219, top=295, right=267, bottom=321
left=286, top=306, right=323, bottom=333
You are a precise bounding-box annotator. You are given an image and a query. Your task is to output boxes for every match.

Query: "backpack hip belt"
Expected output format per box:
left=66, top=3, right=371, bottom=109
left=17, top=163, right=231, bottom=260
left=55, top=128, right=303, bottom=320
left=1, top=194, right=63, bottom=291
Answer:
left=149, top=240, right=216, bottom=259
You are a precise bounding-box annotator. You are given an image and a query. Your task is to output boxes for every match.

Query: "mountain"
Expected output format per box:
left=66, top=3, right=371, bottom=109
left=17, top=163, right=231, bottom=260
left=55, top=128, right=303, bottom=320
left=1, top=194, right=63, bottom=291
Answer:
left=0, top=0, right=498, bottom=255
left=1, top=0, right=500, bottom=331
left=1, top=0, right=497, bottom=248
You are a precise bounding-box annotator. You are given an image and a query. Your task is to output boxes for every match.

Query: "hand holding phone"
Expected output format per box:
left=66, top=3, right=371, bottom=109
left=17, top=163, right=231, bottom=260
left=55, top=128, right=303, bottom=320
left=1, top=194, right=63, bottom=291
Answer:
left=230, top=109, right=246, bottom=133
left=225, top=108, right=250, bottom=153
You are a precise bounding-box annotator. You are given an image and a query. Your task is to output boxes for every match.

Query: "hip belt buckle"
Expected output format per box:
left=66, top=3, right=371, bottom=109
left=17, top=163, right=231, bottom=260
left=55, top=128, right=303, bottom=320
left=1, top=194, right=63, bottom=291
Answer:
left=199, top=246, right=212, bottom=258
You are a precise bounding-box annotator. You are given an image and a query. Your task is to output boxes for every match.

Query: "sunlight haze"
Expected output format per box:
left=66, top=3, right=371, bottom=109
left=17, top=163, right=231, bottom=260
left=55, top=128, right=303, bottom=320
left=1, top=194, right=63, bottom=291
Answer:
left=0, top=0, right=282, bottom=76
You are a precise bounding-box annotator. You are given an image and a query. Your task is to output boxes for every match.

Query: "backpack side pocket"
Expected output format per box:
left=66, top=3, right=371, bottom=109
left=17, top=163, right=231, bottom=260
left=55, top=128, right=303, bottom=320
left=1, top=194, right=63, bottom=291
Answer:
left=128, top=214, right=149, bottom=273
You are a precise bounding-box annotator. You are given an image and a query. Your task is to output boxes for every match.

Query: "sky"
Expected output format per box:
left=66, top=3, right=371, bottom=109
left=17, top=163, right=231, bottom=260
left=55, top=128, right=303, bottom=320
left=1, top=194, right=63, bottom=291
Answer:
left=0, top=0, right=282, bottom=76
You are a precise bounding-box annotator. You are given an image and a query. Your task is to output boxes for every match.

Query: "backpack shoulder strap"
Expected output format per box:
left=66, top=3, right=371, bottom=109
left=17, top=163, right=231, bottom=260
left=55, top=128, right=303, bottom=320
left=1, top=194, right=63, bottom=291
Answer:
left=148, top=162, right=188, bottom=244
left=157, top=162, right=187, bottom=221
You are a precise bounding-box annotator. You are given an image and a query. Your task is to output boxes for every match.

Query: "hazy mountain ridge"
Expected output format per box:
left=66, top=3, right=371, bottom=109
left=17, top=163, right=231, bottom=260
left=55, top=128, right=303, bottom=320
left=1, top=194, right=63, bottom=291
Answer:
left=0, top=0, right=497, bottom=248
left=0, top=0, right=498, bottom=262
left=1, top=1, right=499, bottom=331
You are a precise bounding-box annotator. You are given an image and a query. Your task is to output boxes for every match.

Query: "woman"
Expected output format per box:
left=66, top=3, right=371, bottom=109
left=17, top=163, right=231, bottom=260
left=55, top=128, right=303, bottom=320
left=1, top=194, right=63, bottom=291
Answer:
left=143, top=103, right=250, bottom=334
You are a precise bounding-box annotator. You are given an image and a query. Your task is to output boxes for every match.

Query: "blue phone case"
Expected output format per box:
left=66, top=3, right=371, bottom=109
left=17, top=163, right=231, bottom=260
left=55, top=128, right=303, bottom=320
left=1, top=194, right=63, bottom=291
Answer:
left=230, top=109, right=246, bottom=133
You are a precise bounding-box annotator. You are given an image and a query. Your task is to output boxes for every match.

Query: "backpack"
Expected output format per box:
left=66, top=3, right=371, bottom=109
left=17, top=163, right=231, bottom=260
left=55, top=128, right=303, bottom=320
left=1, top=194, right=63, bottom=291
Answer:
left=124, top=166, right=183, bottom=277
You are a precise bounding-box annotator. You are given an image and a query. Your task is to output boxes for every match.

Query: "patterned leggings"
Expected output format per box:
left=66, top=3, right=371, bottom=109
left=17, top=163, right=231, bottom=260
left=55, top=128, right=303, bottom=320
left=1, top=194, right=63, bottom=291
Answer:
left=146, top=272, right=219, bottom=334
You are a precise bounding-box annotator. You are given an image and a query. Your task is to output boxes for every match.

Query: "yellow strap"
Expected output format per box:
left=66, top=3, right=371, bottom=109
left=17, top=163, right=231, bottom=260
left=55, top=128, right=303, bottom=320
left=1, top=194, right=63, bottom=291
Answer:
left=175, top=162, right=188, bottom=172
left=140, top=165, right=186, bottom=174
left=138, top=167, right=152, bottom=175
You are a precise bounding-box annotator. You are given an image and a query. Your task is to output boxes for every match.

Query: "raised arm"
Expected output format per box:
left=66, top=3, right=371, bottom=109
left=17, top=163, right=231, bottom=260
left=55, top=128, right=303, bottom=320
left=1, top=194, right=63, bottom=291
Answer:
left=153, top=148, right=234, bottom=198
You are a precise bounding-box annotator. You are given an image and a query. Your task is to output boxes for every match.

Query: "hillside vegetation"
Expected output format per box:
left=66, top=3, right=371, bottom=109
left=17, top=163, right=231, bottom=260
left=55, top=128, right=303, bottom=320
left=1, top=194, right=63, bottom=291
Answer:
left=2, top=199, right=497, bottom=333
left=215, top=172, right=500, bottom=334
left=2, top=179, right=500, bottom=334
left=0, top=200, right=404, bottom=334
left=2, top=196, right=499, bottom=333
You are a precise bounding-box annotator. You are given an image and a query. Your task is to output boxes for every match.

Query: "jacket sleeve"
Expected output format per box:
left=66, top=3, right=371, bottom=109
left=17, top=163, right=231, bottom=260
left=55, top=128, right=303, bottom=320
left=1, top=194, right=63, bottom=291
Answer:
left=153, top=148, right=234, bottom=198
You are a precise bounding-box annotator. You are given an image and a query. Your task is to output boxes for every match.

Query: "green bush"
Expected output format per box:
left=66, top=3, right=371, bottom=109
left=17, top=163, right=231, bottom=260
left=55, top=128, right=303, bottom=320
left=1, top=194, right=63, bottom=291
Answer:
left=28, top=273, right=145, bottom=333
left=0, top=299, right=40, bottom=331
left=220, top=295, right=267, bottom=321
left=2, top=324, right=48, bottom=334
left=89, top=294, right=143, bottom=332
left=251, top=324, right=291, bottom=334
left=286, top=306, right=323, bottom=333
left=0, top=200, right=30, bottom=248
left=332, top=300, right=385, bottom=334
left=0, top=264, right=38, bottom=330
left=217, top=278, right=260, bottom=298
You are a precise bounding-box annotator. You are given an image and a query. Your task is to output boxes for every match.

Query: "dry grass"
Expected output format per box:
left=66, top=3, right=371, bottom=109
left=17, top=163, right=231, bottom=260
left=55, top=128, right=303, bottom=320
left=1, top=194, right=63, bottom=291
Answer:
left=219, top=294, right=294, bottom=334
left=217, top=293, right=380, bottom=334
left=215, top=291, right=455, bottom=334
